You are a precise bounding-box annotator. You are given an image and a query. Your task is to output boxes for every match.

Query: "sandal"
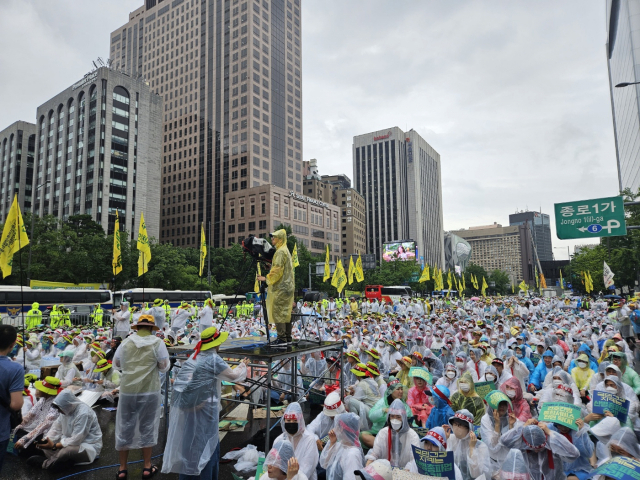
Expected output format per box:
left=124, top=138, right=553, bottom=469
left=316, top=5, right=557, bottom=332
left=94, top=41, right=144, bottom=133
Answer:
left=116, top=470, right=128, bottom=480
left=142, top=465, right=159, bottom=479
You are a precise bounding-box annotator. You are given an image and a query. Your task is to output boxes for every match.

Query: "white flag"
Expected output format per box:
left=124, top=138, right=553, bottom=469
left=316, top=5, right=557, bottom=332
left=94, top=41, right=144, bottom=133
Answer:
left=603, top=261, right=615, bottom=289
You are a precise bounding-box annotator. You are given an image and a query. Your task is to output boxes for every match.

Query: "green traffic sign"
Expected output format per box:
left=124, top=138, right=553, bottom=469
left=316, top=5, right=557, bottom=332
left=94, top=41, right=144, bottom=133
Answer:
left=554, top=195, right=626, bottom=240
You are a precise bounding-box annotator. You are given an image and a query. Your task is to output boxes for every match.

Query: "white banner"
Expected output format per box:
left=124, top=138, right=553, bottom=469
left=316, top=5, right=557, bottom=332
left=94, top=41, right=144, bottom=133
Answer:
left=603, top=261, right=615, bottom=288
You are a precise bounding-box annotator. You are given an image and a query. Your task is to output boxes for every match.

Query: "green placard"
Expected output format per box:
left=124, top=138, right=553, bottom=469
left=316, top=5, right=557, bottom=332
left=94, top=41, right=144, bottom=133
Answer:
left=554, top=196, right=626, bottom=240
left=538, top=402, right=582, bottom=430
left=254, top=456, right=265, bottom=480
left=474, top=381, right=496, bottom=399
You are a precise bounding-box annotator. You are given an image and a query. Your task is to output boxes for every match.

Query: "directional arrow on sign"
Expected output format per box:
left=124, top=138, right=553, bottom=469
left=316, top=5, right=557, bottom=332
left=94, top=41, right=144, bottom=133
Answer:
left=578, top=227, right=589, bottom=232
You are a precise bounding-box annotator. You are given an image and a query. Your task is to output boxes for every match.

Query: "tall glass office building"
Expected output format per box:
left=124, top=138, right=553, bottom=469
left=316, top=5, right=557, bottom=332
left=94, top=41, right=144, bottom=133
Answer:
left=607, top=0, right=640, bottom=194
left=110, top=0, right=303, bottom=248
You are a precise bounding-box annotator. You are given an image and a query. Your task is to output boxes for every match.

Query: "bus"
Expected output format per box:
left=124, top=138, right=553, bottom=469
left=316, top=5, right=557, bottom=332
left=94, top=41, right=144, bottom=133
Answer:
left=365, top=285, right=412, bottom=304
left=431, top=290, right=459, bottom=298
left=113, top=289, right=213, bottom=309
left=0, top=286, right=113, bottom=325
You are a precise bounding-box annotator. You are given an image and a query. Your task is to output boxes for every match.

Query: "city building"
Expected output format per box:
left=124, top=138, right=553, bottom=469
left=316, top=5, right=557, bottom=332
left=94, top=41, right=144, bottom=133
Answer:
left=33, top=67, right=162, bottom=239
left=606, top=0, right=640, bottom=193
left=224, top=183, right=341, bottom=259
left=443, top=232, right=472, bottom=272
left=540, top=260, right=570, bottom=288
left=509, top=210, right=553, bottom=261
left=353, top=127, right=444, bottom=267
left=300, top=159, right=367, bottom=256
left=0, top=121, right=36, bottom=222
left=110, top=0, right=304, bottom=248
left=451, top=223, right=535, bottom=284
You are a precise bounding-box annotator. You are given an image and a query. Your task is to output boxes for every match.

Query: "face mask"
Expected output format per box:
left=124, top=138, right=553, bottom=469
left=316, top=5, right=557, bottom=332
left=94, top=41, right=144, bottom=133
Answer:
left=505, top=389, right=516, bottom=398
left=553, top=379, right=562, bottom=387
left=491, top=340, right=497, bottom=346
left=459, top=383, right=470, bottom=392
left=605, top=386, right=618, bottom=394
left=485, top=374, right=495, bottom=382
left=446, top=371, right=456, bottom=379
left=390, top=419, right=403, bottom=430
left=455, top=361, right=465, bottom=368
left=461, top=341, right=468, bottom=345
left=284, top=422, right=298, bottom=435
left=577, top=361, right=587, bottom=368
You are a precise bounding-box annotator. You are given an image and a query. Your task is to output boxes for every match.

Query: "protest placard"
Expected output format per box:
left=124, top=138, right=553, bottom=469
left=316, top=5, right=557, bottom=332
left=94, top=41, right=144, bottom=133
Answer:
left=412, top=445, right=455, bottom=480
left=590, top=456, right=640, bottom=480
left=593, top=390, right=630, bottom=424
left=530, top=353, right=541, bottom=366
left=474, top=381, right=496, bottom=399
left=538, top=402, right=581, bottom=430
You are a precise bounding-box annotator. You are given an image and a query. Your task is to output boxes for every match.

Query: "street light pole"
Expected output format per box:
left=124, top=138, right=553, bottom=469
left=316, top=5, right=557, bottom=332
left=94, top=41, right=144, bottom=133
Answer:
left=27, top=180, right=51, bottom=285
left=615, top=81, right=640, bottom=87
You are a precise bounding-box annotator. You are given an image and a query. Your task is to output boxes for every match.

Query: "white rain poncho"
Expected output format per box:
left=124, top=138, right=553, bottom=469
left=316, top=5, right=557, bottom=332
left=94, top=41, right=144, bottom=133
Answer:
left=113, top=331, right=170, bottom=450
left=319, top=412, right=365, bottom=480
left=113, top=303, right=131, bottom=337
left=499, top=449, right=532, bottom=480
left=45, top=389, right=102, bottom=464
left=589, top=375, right=639, bottom=428
left=161, top=350, right=247, bottom=475
left=480, top=402, right=524, bottom=475
left=301, top=353, right=328, bottom=389
left=306, top=393, right=344, bottom=441
left=171, top=305, right=193, bottom=331
left=344, top=376, right=380, bottom=431
left=272, top=402, right=319, bottom=480
left=608, top=427, right=640, bottom=459
left=548, top=423, right=594, bottom=475
left=499, top=424, right=580, bottom=480
left=365, top=398, right=421, bottom=469
left=537, top=367, right=582, bottom=407
left=259, top=439, right=309, bottom=480
left=447, top=409, right=492, bottom=480
left=56, top=352, right=82, bottom=387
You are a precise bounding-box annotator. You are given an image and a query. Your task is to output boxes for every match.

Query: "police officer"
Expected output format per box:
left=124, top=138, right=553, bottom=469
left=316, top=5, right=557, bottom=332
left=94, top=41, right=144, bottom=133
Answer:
left=26, top=302, right=43, bottom=330
left=91, top=303, right=104, bottom=326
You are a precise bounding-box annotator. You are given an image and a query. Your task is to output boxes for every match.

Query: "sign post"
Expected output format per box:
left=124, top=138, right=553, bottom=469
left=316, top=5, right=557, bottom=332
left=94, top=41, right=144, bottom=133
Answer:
left=554, top=196, right=626, bottom=240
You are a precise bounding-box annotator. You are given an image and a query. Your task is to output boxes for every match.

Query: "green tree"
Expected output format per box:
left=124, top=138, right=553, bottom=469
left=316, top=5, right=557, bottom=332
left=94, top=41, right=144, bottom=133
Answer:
left=489, top=269, right=511, bottom=295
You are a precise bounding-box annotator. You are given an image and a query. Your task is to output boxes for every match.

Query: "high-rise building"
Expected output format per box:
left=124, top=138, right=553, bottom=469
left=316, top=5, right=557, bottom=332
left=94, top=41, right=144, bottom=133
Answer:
left=353, top=127, right=444, bottom=267
left=509, top=210, right=552, bottom=261
left=451, top=223, right=535, bottom=284
left=0, top=121, right=36, bottom=222
left=33, top=67, right=162, bottom=238
left=606, top=0, right=640, bottom=193
left=320, top=174, right=366, bottom=256
left=110, top=0, right=303, bottom=248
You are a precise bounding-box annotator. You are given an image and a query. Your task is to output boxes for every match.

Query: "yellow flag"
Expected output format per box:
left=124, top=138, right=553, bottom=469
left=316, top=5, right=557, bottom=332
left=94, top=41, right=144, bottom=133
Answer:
left=112, top=211, right=122, bottom=276
left=323, top=245, right=331, bottom=282
left=355, top=255, right=364, bottom=282
left=199, top=223, right=207, bottom=277
left=137, top=212, right=151, bottom=276
left=535, top=267, right=539, bottom=288
left=292, top=243, right=299, bottom=267
left=511, top=279, right=515, bottom=294
left=519, top=280, right=528, bottom=292
left=559, top=270, right=564, bottom=289
left=348, top=256, right=355, bottom=285
left=419, top=263, right=430, bottom=283
left=254, top=263, right=261, bottom=293
left=481, top=276, right=488, bottom=297
left=332, top=259, right=348, bottom=293
left=446, top=271, right=452, bottom=296
left=540, top=273, right=547, bottom=289
left=462, top=273, right=466, bottom=291
left=0, top=194, right=29, bottom=278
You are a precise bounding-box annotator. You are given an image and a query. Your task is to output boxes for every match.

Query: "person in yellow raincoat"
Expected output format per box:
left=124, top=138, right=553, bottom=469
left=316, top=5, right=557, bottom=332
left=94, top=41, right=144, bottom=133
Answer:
left=258, top=229, right=294, bottom=344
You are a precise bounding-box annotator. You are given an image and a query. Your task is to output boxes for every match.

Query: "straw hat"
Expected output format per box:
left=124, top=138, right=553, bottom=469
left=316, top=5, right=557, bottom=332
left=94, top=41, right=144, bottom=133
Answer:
left=192, top=326, right=229, bottom=358
left=132, top=314, right=159, bottom=331
left=34, top=376, right=62, bottom=396
left=93, top=359, right=113, bottom=373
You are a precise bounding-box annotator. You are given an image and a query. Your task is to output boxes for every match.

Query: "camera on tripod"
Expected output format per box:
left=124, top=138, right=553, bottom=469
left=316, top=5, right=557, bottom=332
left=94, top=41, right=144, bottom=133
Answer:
left=242, top=234, right=276, bottom=262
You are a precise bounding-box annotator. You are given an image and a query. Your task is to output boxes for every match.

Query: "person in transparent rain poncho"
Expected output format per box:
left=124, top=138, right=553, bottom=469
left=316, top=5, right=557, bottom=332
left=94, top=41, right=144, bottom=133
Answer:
left=344, top=363, right=382, bottom=431
left=498, top=449, right=533, bottom=480
left=548, top=417, right=594, bottom=480
left=499, top=421, right=580, bottom=480
left=586, top=375, right=639, bottom=429
left=113, top=315, right=170, bottom=479
left=306, top=391, right=345, bottom=451
left=443, top=410, right=492, bottom=480
left=319, top=412, right=365, bottom=480
left=604, top=427, right=640, bottom=462
left=405, top=427, right=463, bottom=480
left=536, top=367, right=582, bottom=408
left=480, top=391, right=522, bottom=476
left=271, top=402, right=319, bottom=480
left=30, top=389, right=102, bottom=471
left=364, top=398, right=420, bottom=469
left=259, top=439, right=307, bottom=480
left=162, top=326, right=249, bottom=479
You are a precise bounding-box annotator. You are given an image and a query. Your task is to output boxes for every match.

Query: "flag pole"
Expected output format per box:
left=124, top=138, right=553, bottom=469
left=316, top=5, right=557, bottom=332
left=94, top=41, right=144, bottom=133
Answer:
left=18, top=226, right=25, bottom=370
left=142, top=252, right=145, bottom=307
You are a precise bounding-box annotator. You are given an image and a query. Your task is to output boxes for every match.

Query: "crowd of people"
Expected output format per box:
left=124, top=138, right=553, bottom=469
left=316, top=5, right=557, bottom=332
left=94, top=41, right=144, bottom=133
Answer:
left=2, top=292, right=640, bottom=480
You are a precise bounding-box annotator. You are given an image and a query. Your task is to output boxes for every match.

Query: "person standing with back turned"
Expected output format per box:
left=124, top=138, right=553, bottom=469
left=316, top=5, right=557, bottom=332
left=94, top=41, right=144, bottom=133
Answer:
left=0, top=324, right=25, bottom=474
left=257, top=229, right=295, bottom=344
left=114, top=314, right=170, bottom=479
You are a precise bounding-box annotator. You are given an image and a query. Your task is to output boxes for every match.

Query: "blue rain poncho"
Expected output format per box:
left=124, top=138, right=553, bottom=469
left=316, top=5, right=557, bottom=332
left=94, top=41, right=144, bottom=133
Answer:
left=161, top=349, right=247, bottom=475
left=425, top=385, right=455, bottom=431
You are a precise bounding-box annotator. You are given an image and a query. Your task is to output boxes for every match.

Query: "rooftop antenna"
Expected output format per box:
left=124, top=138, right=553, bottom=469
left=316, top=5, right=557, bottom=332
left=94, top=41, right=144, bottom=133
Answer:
left=97, top=57, right=105, bottom=66
left=92, top=61, right=98, bottom=70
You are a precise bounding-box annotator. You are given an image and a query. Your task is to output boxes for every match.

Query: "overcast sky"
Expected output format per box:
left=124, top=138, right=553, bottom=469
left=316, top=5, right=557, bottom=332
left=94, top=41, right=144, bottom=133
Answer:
left=0, top=1, right=616, bottom=260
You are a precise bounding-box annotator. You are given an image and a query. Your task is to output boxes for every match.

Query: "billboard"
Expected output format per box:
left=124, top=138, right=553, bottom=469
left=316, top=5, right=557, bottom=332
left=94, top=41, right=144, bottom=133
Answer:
left=382, top=241, right=416, bottom=262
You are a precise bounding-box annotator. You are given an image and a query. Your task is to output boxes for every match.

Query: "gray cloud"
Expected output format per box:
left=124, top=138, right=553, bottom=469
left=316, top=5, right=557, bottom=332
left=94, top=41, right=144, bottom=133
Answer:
left=0, top=0, right=616, bottom=260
